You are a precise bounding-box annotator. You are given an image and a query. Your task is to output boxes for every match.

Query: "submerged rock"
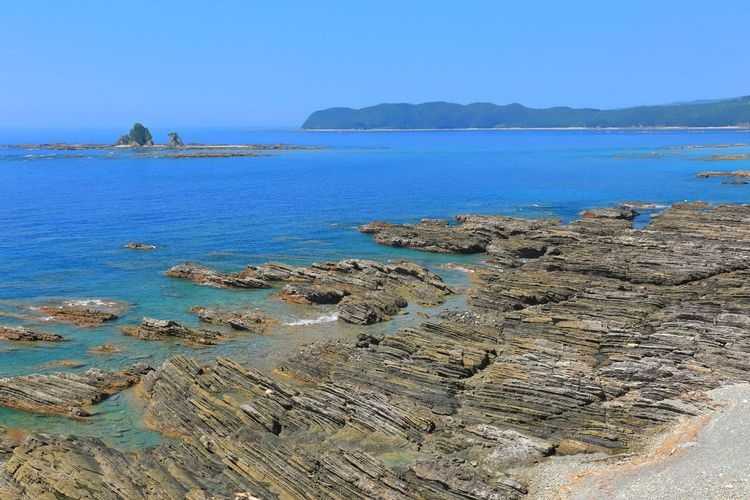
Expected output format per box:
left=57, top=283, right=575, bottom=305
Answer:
left=0, top=326, right=63, bottom=342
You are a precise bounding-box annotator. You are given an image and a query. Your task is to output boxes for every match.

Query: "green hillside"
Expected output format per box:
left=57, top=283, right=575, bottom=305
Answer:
left=302, top=97, right=750, bottom=129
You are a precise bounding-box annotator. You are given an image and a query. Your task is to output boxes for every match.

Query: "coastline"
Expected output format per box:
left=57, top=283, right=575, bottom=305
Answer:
left=301, top=125, right=750, bottom=132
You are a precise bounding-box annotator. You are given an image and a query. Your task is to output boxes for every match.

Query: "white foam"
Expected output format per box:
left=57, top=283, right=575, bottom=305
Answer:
left=65, top=299, right=115, bottom=307
left=284, top=312, right=339, bottom=326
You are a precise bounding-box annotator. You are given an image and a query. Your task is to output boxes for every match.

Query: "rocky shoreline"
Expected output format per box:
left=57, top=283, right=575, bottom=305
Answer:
left=2, top=202, right=750, bottom=498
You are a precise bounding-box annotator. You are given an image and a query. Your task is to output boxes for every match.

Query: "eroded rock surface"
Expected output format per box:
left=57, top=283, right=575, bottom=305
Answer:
left=121, top=318, right=224, bottom=346
left=166, top=263, right=272, bottom=289
left=0, top=364, right=151, bottom=417
left=33, top=299, right=128, bottom=327
left=189, top=306, right=274, bottom=332
left=4, top=203, right=750, bottom=499
left=0, top=326, right=63, bottom=342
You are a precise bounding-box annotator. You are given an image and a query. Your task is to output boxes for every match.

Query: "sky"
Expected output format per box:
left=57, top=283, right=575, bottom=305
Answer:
left=1, top=1, right=748, bottom=127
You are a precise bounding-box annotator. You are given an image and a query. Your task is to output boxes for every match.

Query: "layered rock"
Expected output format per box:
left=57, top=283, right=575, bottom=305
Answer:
left=166, top=263, right=272, bottom=289
left=0, top=364, right=151, bottom=417
left=278, top=284, right=350, bottom=304
left=121, top=318, right=224, bottom=346
left=5, top=202, right=750, bottom=498
left=0, top=326, right=63, bottom=342
left=189, top=306, right=274, bottom=332
left=35, top=299, right=128, bottom=327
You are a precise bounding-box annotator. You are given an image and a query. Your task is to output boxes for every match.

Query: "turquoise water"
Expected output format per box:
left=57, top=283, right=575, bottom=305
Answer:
left=2, top=128, right=750, bottom=449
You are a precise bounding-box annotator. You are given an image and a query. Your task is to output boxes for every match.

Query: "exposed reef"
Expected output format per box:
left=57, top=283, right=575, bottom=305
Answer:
left=124, top=242, right=156, bottom=250
left=0, top=364, right=151, bottom=418
left=189, top=306, right=274, bottom=332
left=166, top=263, right=273, bottom=289
left=3, top=202, right=750, bottom=498
left=696, top=169, right=750, bottom=178
left=34, top=299, right=128, bottom=327
left=0, top=326, right=63, bottom=342
left=121, top=318, right=224, bottom=346
left=168, top=259, right=454, bottom=325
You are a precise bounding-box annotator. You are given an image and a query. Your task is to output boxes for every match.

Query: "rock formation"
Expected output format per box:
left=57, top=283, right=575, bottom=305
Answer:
left=169, top=258, right=453, bottom=325
left=166, top=263, right=273, bottom=289
left=121, top=318, right=224, bottom=346
left=34, top=299, right=128, bottom=327
left=114, top=123, right=153, bottom=147
left=167, top=132, right=184, bottom=147
left=4, top=202, right=750, bottom=498
left=0, top=326, right=63, bottom=342
left=124, top=242, right=156, bottom=250
left=0, top=364, right=151, bottom=418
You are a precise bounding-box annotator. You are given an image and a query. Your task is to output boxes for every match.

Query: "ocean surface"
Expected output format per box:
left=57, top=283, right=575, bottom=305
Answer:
left=2, top=127, right=750, bottom=449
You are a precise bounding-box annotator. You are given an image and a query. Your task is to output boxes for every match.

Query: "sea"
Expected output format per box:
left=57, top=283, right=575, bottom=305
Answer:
left=1, top=127, right=750, bottom=449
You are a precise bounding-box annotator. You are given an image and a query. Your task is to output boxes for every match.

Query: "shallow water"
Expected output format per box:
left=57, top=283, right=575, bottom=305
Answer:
left=1, top=128, right=750, bottom=449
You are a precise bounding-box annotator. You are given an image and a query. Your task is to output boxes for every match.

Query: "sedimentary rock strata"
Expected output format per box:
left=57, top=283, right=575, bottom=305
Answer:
left=189, top=306, right=274, bottom=332
left=172, top=258, right=453, bottom=325
left=0, top=326, right=63, bottom=342
left=121, top=318, right=224, bottom=346
left=166, top=263, right=272, bottom=289
left=580, top=205, right=639, bottom=219
left=4, top=202, right=750, bottom=498
left=31, top=299, right=128, bottom=327
left=0, top=364, right=151, bottom=417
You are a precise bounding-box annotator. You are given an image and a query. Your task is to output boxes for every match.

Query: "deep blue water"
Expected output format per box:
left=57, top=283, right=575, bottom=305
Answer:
left=1, top=128, right=750, bottom=448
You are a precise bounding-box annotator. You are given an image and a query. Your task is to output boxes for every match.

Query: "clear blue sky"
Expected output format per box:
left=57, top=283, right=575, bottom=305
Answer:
left=1, top=1, right=748, bottom=127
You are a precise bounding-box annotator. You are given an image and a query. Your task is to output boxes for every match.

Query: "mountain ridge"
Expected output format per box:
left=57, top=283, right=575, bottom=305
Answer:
left=301, top=96, right=750, bottom=129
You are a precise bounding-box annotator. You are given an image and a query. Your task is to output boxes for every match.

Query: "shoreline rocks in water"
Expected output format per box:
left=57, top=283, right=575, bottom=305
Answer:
left=35, top=299, right=128, bottom=327
left=4, top=202, right=750, bottom=498
left=0, top=364, right=151, bottom=418
left=696, top=169, right=750, bottom=178
left=166, top=263, right=273, bottom=289
left=121, top=318, right=224, bottom=346
left=124, top=242, right=156, bottom=250
left=172, top=258, right=454, bottom=325
left=0, top=326, right=64, bottom=342
left=189, top=306, right=274, bottom=332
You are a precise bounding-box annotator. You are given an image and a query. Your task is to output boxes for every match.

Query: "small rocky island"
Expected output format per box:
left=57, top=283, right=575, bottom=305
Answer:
left=2, top=201, right=750, bottom=498
left=114, top=123, right=154, bottom=147
left=0, top=124, right=322, bottom=159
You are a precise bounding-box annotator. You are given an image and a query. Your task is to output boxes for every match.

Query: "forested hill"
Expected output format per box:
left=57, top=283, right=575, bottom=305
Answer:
left=301, top=97, right=750, bottom=129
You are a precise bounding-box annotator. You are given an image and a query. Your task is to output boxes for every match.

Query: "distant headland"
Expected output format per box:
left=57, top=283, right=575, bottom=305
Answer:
left=301, top=96, right=750, bottom=130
